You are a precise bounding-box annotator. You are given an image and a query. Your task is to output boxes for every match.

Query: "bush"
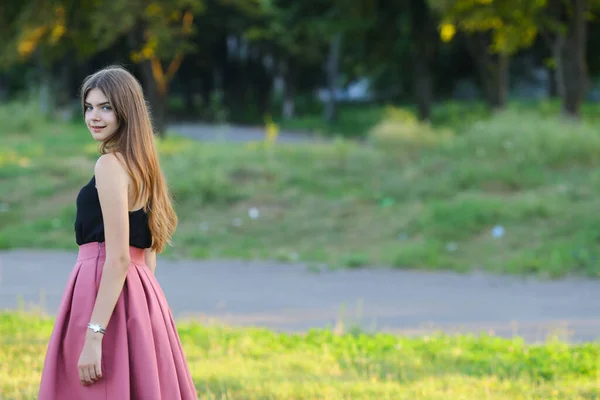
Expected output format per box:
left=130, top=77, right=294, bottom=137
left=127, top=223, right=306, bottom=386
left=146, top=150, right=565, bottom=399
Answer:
left=367, top=106, right=453, bottom=156
left=449, top=110, right=600, bottom=169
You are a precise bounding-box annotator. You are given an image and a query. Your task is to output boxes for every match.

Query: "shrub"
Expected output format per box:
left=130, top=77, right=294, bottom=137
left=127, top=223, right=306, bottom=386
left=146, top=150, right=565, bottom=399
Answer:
left=449, top=110, right=600, bottom=169
left=367, top=106, right=454, bottom=156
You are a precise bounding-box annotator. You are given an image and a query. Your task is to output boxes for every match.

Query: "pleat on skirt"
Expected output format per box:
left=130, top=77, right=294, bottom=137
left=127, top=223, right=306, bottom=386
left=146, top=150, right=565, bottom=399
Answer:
left=37, top=242, right=198, bottom=400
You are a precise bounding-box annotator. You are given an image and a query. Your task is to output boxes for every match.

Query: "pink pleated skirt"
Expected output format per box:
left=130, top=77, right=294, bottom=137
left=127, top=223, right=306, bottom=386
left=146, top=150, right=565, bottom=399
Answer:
left=37, top=242, right=198, bottom=399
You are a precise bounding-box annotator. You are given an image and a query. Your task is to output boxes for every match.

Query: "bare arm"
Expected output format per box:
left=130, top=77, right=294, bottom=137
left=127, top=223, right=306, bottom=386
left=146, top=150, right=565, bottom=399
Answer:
left=86, top=154, right=132, bottom=337
left=144, top=248, right=156, bottom=274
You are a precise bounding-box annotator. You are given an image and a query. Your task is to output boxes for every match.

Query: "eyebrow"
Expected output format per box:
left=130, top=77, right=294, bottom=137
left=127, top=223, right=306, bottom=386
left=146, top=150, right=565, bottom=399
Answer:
left=84, top=101, right=110, bottom=106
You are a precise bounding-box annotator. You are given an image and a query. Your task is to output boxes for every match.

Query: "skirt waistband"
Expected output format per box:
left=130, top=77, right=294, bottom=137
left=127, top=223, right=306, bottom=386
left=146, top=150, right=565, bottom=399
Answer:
left=77, top=242, right=146, bottom=264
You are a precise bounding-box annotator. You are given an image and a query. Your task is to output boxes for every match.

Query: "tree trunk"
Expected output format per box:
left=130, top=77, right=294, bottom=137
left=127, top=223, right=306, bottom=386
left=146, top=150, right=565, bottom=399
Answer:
left=255, top=70, right=273, bottom=118
left=0, top=74, right=7, bottom=102
left=282, top=62, right=296, bottom=119
left=128, top=23, right=168, bottom=137
left=559, top=0, right=588, bottom=118
left=410, top=0, right=436, bottom=121
left=35, top=49, right=52, bottom=116
left=552, top=35, right=566, bottom=99
left=183, top=81, right=196, bottom=117
left=485, top=53, right=509, bottom=110
left=466, top=34, right=509, bottom=111
left=139, top=60, right=167, bottom=138
left=413, top=49, right=433, bottom=121
left=283, top=82, right=295, bottom=119
left=324, top=33, right=343, bottom=122
left=543, top=0, right=565, bottom=99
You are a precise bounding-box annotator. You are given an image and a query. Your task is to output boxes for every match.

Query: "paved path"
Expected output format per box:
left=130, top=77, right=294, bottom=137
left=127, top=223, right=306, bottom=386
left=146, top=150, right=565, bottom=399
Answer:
left=2, top=248, right=600, bottom=344
left=168, top=122, right=325, bottom=144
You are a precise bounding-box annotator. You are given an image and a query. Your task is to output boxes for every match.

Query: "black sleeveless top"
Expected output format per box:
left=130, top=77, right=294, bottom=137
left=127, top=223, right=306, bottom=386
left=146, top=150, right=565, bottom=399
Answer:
left=74, top=176, right=152, bottom=249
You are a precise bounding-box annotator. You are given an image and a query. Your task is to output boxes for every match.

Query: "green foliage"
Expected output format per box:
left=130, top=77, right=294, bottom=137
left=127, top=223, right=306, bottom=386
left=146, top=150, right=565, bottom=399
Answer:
left=1, top=0, right=205, bottom=67
left=3, top=311, right=600, bottom=399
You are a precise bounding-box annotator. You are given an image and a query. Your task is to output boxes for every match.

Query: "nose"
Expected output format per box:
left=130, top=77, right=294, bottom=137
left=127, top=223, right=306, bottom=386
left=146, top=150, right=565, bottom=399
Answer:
left=88, top=109, right=99, bottom=121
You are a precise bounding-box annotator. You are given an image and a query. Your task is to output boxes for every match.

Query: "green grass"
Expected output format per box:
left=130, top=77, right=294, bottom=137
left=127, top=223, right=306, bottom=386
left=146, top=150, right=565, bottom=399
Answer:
left=3, top=99, right=600, bottom=278
left=1, top=311, right=599, bottom=399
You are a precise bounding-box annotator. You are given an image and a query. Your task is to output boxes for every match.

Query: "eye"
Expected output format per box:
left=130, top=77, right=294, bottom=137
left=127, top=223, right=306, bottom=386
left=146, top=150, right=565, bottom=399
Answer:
left=85, top=105, right=92, bottom=111
left=102, top=105, right=112, bottom=111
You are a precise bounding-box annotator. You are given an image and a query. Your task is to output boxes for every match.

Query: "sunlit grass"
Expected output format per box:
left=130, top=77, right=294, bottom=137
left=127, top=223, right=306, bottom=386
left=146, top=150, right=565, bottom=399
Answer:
left=1, top=311, right=600, bottom=399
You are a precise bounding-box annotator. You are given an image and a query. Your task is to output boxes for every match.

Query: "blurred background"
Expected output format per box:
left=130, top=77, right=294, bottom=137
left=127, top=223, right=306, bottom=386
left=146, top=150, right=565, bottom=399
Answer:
left=3, top=0, right=600, bottom=276
left=5, top=1, right=600, bottom=398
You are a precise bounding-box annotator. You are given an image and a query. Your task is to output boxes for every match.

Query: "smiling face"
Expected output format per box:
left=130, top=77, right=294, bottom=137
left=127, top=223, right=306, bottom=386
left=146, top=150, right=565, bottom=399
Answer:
left=84, top=88, right=119, bottom=142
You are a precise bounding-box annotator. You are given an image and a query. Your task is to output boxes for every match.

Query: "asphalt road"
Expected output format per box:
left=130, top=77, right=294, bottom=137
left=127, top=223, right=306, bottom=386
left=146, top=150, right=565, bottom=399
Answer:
left=168, top=122, right=323, bottom=143
left=2, top=248, right=600, bottom=344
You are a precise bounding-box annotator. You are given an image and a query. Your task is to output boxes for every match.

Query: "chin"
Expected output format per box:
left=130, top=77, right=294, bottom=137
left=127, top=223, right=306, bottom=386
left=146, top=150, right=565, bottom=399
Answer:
left=90, top=130, right=110, bottom=141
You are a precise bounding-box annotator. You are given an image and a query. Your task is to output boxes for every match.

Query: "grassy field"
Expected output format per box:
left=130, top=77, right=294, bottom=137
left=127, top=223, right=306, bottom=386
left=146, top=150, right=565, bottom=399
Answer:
left=1, top=311, right=599, bottom=399
left=3, top=100, right=600, bottom=278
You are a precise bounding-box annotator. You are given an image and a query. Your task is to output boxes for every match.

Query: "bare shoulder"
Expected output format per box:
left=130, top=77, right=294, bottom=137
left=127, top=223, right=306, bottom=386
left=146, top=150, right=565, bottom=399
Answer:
left=94, top=153, right=128, bottom=184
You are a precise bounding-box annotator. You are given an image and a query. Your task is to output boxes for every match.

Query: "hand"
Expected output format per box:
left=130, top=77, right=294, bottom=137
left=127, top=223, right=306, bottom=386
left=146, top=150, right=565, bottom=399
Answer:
left=77, top=334, right=103, bottom=386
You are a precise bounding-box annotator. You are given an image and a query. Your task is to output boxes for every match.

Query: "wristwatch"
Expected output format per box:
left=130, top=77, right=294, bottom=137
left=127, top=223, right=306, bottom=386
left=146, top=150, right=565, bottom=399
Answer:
left=87, top=323, right=107, bottom=334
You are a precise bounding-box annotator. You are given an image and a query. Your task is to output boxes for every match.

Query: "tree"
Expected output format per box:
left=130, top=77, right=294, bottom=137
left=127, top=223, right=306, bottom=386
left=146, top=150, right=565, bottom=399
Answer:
left=3, top=0, right=204, bottom=137
left=539, top=0, right=592, bottom=118
left=409, top=0, right=439, bottom=121
left=91, top=0, right=204, bottom=137
left=245, top=0, right=374, bottom=121
left=429, top=0, right=544, bottom=110
left=244, top=0, right=334, bottom=120
left=0, top=1, right=72, bottom=113
left=359, top=1, right=439, bottom=120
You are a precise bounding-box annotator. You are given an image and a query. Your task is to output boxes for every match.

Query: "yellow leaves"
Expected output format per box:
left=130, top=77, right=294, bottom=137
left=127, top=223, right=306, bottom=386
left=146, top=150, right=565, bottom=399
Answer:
left=131, top=9, right=195, bottom=95
left=146, top=3, right=163, bottom=17
left=143, top=36, right=159, bottom=58
left=264, top=115, right=279, bottom=146
left=50, top=6, right=66, bottom=44
left=460, top=17, right=503, bottom=31
left=182, top=10, right=194, bottom=34
left=521, top=25, right=538, bottom=46
left=17, top=6, right=67, bottom=58
left=441, top=0, right=542, bottom=56
left=440, top=23, right=456, bottom=42
left=18, top=26, right=47, bottom=58
left=50, top=24, right=66, bottom=44
left=130, top=34, right=158, bottom=62
left=489, top=24, right=538, bottom=54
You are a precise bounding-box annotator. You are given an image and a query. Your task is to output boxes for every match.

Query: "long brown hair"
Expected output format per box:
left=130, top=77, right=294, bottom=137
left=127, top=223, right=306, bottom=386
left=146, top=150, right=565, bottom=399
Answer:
left=81, top=65, right=177, bottom=253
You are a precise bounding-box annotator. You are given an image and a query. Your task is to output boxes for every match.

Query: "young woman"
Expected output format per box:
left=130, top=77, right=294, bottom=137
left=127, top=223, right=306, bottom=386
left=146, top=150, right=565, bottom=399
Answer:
left=37, top=66, right=198, bottom=399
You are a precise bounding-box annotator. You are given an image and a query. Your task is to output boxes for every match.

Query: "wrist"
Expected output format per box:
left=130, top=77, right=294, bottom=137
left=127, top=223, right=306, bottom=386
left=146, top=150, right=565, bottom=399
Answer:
left=86, top=322, right=106, bottom=341
left=85, top=330, right=104, bottom=342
